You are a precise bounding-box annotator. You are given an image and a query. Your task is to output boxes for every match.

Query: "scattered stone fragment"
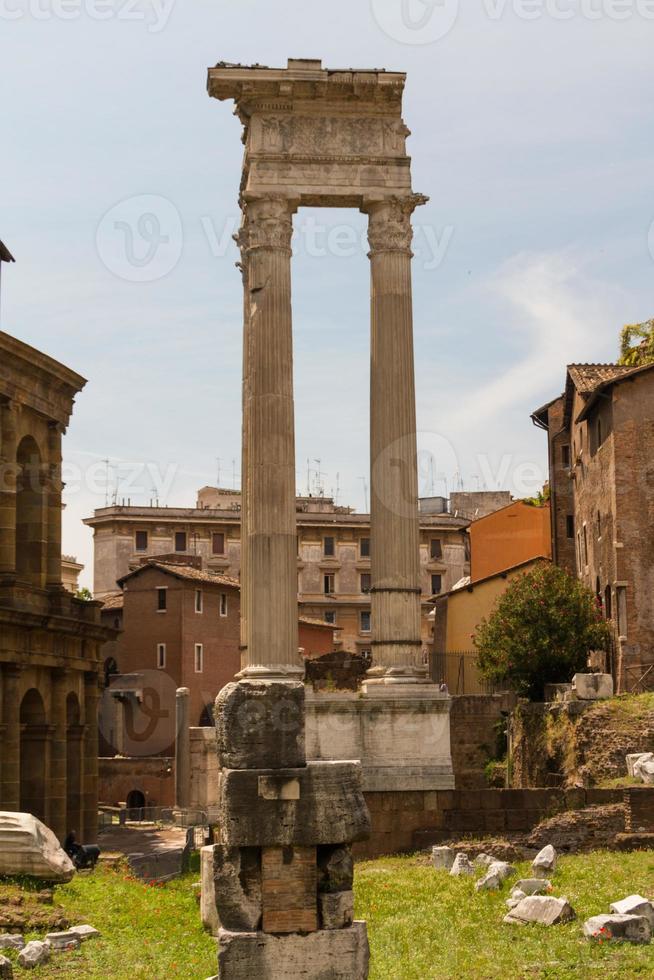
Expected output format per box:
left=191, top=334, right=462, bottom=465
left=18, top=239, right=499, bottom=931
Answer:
left=0, top=936, right=24, bottom=952
left=513, top=879, right=552, bottom=897
left=572, top=673, right=613, bottom=700
left=626, top=753, right=653, bottom=778
left=504, top=895, right=575, bottom=927
left=532, top=845, right=557, bottom=877
left=431, top=846, right=455, bottom=871
left=45, top=931, right=80, bottom=952
left=0, top=813, right=74, bottom=883
left=18, top=941, right=51, bottom=969
left=319, top=891, right=354, bottom=930
left=610, top=896, right=654, bottom=929
left=0, top=955, right=12, bottom=979
left=475, top=861, right=516, bottom=892
left=636, top=760, right=654, bottom=786
left=473, top=853, right=496, bottom=868
left=506, top=891, right=526, bottom=910
left=583, top=914, right=651, bottom=944
left=449, top=853, right=474, bottom=877
left=69, top=925, right=101, bottom=942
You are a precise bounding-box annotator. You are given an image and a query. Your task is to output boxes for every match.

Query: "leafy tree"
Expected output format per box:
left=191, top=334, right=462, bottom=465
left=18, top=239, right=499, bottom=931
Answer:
left=619, top=319, right=654, bottom=367
left=523, top=484, right=551, bottom=508
left=475, top=561, right=611, bottom=700
left=75, top=586, right=93, bottom=601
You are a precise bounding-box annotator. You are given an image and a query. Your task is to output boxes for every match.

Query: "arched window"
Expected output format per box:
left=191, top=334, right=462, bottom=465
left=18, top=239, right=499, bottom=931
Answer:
left=15, top=436, right=45, bottom=588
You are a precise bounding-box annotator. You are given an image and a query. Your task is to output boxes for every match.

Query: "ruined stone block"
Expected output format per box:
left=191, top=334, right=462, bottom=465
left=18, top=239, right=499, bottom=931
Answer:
left=583, top=913, right=651, bottom=943
left=261, top=846, right=317, bottom=934
left=572, top=673, right=613, bottom=700
left=215, top=681, right=306, bottom=770
left=219, top=762, right=371, bottom=847
left=208, top=845, right=262, bottom=933
left=0, top=955, right=11, bottom=979
left=217, top=922, right=370, bottom=979
left=319, top=891, right=354, bottom=930
left=317, top=845, right=354, bottom=894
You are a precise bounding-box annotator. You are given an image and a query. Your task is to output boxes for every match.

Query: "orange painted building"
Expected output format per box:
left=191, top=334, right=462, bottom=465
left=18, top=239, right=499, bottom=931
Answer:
left=470, top=500, right=552, bottom=582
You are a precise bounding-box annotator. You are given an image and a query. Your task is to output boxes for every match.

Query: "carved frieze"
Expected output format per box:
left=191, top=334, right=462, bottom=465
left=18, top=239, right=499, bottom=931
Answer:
left=251, top=114, right=409, bottom=159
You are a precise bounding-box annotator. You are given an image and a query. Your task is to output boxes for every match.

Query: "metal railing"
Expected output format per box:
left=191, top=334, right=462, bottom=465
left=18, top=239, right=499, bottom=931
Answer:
left=430, top=650, right=505, bottom=696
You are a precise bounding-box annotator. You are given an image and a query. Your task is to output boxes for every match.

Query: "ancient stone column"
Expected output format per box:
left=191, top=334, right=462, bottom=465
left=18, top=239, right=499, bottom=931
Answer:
left=0, top=665, right=21, bottom=810
left=0, top=399, right=17, bottom=578
left=366, top=195, right=427, bottom=684
left=45, top=422, right=63, bottom=590
left=82, top=672, right=100, bottom=844
left=49, top=670, right=68, bottom=841
left=238, top=196, right=301, bottom=680
left=175, top=687, right=191, bottom=811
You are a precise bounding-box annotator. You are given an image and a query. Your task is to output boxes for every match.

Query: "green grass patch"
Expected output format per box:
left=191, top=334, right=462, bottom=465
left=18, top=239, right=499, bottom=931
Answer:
left=355, top=850, right=654, bottom=979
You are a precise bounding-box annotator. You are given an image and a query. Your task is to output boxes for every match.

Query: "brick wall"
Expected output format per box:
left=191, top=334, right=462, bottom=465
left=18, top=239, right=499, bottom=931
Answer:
left=625, top=787, right=654, bottom=832
left=355, top=787, right=622, bottom=859
left=98, top=756, right=174, bottom=808
left=450, top=694, right=515, bottom=788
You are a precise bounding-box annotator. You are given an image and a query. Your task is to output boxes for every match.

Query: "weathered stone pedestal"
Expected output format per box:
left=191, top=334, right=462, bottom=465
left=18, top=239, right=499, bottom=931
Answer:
left=208, top=681, right=371, bottom=979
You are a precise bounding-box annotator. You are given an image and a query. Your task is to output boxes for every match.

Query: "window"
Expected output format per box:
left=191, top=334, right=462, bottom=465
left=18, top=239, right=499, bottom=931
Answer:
left=562, top=445, right=571, bottom=468
left=431, top=574, right=442, bottom=596
left=220, top=593, right=228, bottom=617
left=360, top=610, right=371, bottom=634
left=323, top=536, right=335, bottom=558
left=135, top=530, right=148, bottom=552
left=195, top=589, right=203, bottom=613
left=360, top=537, right=370, bottom=558
left=175, top=531, right=187, bottom=553
left=156, top=643, right=166, bottom=669
left=360, top=573, right=372, bottom=594
left=157, top=587, right=167, bottom=612
left=194, top=643, right=204, bottom=673
left=324, top=573, right=335, bottom=595
left=430, top=539, right=443, bottom=560
left=212, top=532, right=225, bottom=556
left=324, top=611, right=336, bottom=625
left=566, top=515, right=575, bottom=539
left=582, top=524, right=588, bottom=566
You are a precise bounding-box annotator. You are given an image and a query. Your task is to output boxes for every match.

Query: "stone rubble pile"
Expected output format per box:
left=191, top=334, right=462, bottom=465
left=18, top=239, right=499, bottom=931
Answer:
left=0, top=924, right=99, bottom=973
left=628, top=753, right=654, bottom=785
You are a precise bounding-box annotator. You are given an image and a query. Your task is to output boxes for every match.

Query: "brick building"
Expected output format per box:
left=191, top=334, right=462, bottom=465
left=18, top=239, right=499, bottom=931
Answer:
left=0, top=330, right=112, bottom=843
left=533, top=361, right=654, bottom=691
left=98, top=558, right=335, bottom=757
left=85, top=487, right=472, bottom=657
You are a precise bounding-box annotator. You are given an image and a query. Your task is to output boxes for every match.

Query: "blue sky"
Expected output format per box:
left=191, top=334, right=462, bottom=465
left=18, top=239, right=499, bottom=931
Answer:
left=2, top=0, right=653, bottom=587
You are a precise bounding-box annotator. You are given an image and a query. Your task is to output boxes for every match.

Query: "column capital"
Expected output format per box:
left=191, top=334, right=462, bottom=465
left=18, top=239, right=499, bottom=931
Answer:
left=239, top=196, right=298, bottom=254
left=364, top=193, right=429, bottom=257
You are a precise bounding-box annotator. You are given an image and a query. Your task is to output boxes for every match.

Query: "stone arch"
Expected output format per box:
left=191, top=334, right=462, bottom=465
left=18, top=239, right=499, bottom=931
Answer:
left=126, top=789, right=145, bottom=820
left=66, top=692, right=83, bottom=836
left=15, top=435, right=46, bottom=588
left=19, top=688, right=47, bottom=822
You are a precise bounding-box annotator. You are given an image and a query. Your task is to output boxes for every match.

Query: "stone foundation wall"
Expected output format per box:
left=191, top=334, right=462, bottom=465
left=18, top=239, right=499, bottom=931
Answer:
left=356, top=787, right=623, bottom=858
left=625, top=787, right=654, bottom=832
left=450, top=694, right=516, bottom=788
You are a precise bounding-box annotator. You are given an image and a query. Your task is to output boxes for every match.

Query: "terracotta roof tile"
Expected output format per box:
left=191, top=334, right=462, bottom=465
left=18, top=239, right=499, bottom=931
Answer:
left=101, top=592, right=124, bottom=610
left=567, top=363, right=633, bottom=394
left=118, top=560, right=240, bottom=589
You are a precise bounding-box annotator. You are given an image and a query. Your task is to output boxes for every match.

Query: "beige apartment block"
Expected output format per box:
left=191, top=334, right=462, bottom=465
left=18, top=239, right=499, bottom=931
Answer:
left=85, top=488, right=470, bottom=656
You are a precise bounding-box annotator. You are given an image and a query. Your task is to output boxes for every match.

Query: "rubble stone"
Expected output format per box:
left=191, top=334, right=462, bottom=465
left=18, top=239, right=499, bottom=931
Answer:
left=626, top=753, right=653, bottom=778
left=636, top=760, right=654, bottom=785
left=450, top=853, right=475, bottom=877
left=583, top=913, right=651, bottom=943
left=431, top=846, right=455, bottom=870
left=45, top=932, right=80, bottom=952
left=610, top=895, right=654, bottom=928
left=210, top=845, right=262, bottom=932
left=0, top=936, right=24, bottom=952
left=217, top=921, right=370, bottom=979
left=0, top=955, right=12, bottom=979
left=69, top=925, right=100, bottom=942
left=513, top=879, right=551, bottom=897
left=215, top=681, right=306, bottom=770
left=504, top=895, right=575, bottom=926
left=319, top=891, right=354, bottom=930
left=572, top=673, right=613, bottom=700
left=219, top=762, right=370, bottom=847
left=532, top=844, right=557, bottom=876
left=475, top=861, right=516, bottom=891
left=472, top=853, right=496, bottom=868
left=18, top=941, right=51, bottom=969
left=317, top=845, right=354, bottom=894
left=0, top=813, right=74, bottom=882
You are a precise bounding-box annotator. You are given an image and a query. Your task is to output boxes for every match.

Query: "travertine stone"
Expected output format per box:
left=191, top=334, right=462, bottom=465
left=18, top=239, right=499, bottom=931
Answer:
left=0, top=955, right=11, bottom=979
left=209, top=845, right=262, bottom=932
left=532, top=844, right=557, bottom=877
left=450, top=854, right=474, bottom=877
left=69, top=925, right=100, bottom=942
left=261, top=846, right=317, bottom=934
left=317, top=845, right=354, bottom=894
left=215, top=681, right=306, bottom=770
left=432, top=846, right=455, bottom=870
left=627, top=753, right=653, bottom=778
left=319, top=891, right=354, bottom=930
left=583, top=913, right=651, bottom=943
left=512, top=879, right=552, bottom=897
left=44, top=932, right=80, bottom=952
left=610, top=895, right=654, bottom=928
left=18, top=941, right=50, bottom=969
left=0, top=936, right=24, bottom=951
left=0, top=813, right=74, bottom=882
left=475, top=862, right=516, bottom=891
left=217, top=922, right=370, bottom=979
left=504, top=895, right=575, bottom=927
left=219, top=762, right=370, bottom=847
left=572, top=673, right=614, bottom=700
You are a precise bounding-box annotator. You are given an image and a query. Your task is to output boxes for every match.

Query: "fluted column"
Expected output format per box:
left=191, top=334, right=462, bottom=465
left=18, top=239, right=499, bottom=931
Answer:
left=82, top=672, right=100, bottom=844
left=0, top=665, right=21, bottom=810
left=49, top=669, right=68, bottom=841
left=0, top=399, right=18, bottom=578
left=175, top=687, right=191, bottom=810
left=238, top=196, right=301, bottom=680
left=46, top=422, right=63, bottom=590
left=365, top=194, right=427, bottom=684
left=236, top=215, right=251, bottom=663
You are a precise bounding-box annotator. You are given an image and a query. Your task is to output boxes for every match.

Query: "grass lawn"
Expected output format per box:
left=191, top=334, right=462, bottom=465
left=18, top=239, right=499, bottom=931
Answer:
left=355, top=850, right=654, bottom=979
left=2, top=850, right=654, bottom=978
